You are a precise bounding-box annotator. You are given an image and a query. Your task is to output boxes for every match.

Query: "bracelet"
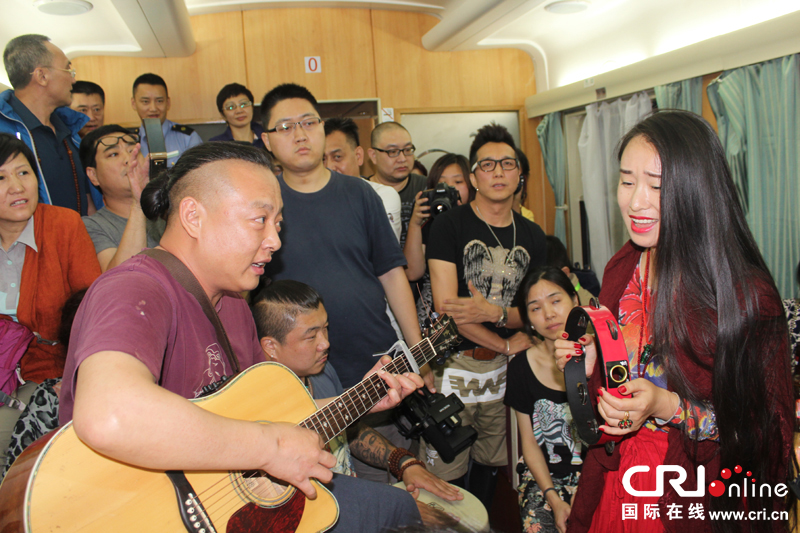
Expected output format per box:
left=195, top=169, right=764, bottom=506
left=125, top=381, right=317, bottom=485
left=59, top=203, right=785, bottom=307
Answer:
left=397, top=459, right=426, bottom=481
left=542, top=487, right=558, bottom=499
left=388, top=447, right=415, bottom=480
left=504, top=340, right=510, bottom=355
left=496, top=306, right=508, bottom=328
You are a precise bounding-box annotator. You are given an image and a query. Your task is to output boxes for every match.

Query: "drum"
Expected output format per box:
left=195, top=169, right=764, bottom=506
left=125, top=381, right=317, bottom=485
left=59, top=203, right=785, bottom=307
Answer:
left=393, top=481, right=490, bottom=533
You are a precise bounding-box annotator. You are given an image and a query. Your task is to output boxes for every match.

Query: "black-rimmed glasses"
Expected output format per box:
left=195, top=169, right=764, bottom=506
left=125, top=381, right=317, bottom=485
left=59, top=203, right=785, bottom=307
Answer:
left=224, top=101, right=253, bottom=111
left=373, top=145, right=416, bottom=158
left=471, top=158, right=519, bottom=173
left=266, top=117, right=323, bottom=134
left=95, top=134, right=139, bottom=149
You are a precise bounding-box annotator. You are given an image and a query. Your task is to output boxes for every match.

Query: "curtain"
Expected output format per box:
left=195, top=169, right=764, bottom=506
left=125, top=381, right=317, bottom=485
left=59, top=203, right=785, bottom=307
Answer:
left=536, top=112, right=567, bottom=245
left=707, top=54, right=800, bottom=298
left=577, top=92, right=652, bottom=282
left=654, top=77, right=703, bottom=114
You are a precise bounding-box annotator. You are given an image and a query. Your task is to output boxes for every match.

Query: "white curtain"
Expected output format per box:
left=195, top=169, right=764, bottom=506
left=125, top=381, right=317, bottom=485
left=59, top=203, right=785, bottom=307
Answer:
left=577, top=92, right=652, bottom=282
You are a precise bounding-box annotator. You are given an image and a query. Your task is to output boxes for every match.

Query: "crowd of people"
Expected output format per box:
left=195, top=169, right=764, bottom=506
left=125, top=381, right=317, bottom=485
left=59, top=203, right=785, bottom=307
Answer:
left=0, top=32, right=795, bottom=533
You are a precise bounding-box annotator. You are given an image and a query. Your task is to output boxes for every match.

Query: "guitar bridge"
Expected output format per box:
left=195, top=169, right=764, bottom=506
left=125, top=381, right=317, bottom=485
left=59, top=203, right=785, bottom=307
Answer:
left=166, top=471, right=218, bottom=533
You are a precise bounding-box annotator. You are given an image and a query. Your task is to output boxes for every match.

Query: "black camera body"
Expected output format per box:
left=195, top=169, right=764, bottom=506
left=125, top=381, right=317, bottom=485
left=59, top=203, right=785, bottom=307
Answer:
left=420, top=183, right=461, bottom=218
left=393, top=388, right=477, bottom=464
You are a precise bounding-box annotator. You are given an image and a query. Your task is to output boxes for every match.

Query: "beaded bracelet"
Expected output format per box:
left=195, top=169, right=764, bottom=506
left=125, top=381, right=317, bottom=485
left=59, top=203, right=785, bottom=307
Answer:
left=388, top=447, right=415, bottom=480
left=397, top=459, right=427, bottom=482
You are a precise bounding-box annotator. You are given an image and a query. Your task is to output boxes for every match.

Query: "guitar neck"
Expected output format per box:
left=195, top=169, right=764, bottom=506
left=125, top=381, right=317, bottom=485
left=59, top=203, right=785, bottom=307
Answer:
left=298, top=337, right=437, bottom=444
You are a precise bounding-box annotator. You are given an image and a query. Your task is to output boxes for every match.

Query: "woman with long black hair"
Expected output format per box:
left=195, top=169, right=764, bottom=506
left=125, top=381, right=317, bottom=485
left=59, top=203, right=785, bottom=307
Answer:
left=555, top=110, right=793, bottom=532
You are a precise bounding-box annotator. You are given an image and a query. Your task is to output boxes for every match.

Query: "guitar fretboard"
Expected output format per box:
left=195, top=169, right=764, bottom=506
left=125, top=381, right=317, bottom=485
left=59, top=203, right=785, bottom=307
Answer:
left=298, top=337, right=437, bottom=443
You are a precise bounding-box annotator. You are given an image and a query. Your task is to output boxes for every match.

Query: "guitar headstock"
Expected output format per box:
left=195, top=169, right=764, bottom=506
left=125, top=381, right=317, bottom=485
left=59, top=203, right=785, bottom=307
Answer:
left=424, top=314, right=459, bottom=355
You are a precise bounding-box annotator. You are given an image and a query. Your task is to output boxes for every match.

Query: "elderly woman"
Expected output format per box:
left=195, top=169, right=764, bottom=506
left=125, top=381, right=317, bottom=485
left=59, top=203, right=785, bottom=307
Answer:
left=209, top=83, right=265, bottom=149
left=554, top=111, right=792, bottom=533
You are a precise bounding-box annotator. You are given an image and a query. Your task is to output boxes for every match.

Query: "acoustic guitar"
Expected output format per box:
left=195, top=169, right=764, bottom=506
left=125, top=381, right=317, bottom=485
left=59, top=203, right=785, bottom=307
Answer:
left=0, top=316, right=459, bottom=533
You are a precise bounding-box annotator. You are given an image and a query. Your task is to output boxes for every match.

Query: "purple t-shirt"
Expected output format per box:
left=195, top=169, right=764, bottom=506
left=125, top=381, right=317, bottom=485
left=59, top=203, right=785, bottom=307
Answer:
left=59, top=254, right=264, bottom=424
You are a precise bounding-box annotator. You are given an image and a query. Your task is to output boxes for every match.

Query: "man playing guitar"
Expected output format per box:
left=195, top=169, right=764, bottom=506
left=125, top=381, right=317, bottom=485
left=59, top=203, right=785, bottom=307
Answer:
left=57, top=142, right=423, bottom=532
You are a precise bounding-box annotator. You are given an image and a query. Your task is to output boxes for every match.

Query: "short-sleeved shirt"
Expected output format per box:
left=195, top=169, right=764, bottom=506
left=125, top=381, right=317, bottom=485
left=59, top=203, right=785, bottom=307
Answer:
left=504, top=352, right=585, bottom=478
left=82, top=207, right=165, bottom=254
left=8, top=94, right=90, bottom=214
left=59, top=254, right=264, bottom=423
left=138, top=119, right=203, bottom=168
left=426, top=204, right=547, bottom=351
left=397, top=174, right=428, bottom=248
left=265, top=171, right=406, bottom=388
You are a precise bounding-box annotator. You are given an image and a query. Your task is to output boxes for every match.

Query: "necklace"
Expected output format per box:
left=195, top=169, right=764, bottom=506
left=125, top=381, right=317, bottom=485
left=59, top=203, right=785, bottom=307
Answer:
left=474, top=205, right=516, bottom=262
left=637, top=248, right=653, bottom=376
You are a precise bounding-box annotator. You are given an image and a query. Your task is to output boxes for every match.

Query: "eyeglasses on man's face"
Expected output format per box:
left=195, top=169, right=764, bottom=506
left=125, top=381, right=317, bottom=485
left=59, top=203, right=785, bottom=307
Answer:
left=266, top=117, right=323, bottom=134
left=32, top=65, right=77, bottom=78
left=471, top=158, right=519, bottom=173
left=95, top=133, right=140, bottom=150
left=224, top=101, right=253, bottom=112
left=373, top=145, right=416, bottom=158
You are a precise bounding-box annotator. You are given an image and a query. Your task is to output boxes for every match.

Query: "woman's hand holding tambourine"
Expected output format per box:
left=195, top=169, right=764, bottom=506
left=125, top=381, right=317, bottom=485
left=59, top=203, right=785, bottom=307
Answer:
left=595, top=378, right=680, bottom=435
left=554, top=332, right=597, bottom=378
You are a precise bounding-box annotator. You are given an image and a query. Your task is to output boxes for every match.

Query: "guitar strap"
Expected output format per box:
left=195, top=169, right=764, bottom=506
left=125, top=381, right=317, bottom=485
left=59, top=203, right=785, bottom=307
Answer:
left=139, top=248, right=241, bottom=376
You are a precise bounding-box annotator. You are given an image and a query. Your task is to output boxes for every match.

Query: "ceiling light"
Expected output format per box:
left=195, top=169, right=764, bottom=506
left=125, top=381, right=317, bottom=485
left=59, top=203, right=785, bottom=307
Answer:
left=34, top=0, right=93, bottom=16
left=545, top=1, right=590, bottom=15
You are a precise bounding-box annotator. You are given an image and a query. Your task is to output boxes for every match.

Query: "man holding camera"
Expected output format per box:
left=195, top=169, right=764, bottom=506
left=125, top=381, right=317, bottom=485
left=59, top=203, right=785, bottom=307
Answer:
left=368, top=122, right=427, bottom=247
left=423, top=124, right=547, bottom=511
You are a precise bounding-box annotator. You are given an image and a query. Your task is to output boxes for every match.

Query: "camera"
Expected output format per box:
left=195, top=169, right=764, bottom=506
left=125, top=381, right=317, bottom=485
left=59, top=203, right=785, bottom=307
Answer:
left=420, top=183, right=461, bottom=218
left=393, top=387, right=477, bottom=464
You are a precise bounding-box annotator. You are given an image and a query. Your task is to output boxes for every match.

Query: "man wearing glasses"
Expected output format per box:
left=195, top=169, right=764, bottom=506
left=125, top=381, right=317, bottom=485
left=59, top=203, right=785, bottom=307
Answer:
left=131, top=73, right=202, bottom=167
left=367, top=122, right=427, bottom=248
left=0, top=34, right=103, bottom=215
left=424, top=123, right=547, bottom=511
left=259, top=84, right=424, bottom=480
left=79, top=125, right=165, bottom=272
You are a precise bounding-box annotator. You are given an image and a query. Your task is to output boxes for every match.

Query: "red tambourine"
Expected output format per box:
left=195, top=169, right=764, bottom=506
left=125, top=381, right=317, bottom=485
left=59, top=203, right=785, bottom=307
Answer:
left=563, top=300, right=635, bottom=450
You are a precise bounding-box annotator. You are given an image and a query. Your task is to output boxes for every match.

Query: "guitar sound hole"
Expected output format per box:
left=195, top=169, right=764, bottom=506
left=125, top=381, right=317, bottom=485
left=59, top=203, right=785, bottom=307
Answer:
left=232, top=470, right=295, bottom=507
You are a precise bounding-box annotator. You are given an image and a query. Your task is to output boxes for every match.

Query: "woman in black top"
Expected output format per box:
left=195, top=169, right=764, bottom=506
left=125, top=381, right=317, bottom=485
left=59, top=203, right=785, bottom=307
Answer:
left=505, top=267, right=586, bottom=533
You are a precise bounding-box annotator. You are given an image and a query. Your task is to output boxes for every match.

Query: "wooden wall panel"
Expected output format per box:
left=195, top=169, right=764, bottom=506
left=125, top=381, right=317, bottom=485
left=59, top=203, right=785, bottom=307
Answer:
left=71, top=12, right=247, bottom=126
left=242, top=8, right=377, bottom=103
left=521, top=115, right=553, bottom=234
left=702, top=71, right=722, bottom=132
left=371, top=11, right=536, bottom=110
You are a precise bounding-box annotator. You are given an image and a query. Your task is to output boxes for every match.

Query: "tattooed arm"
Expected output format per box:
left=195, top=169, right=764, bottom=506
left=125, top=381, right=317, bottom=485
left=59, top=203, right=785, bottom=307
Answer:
left=346, top=423, right=462, bottom=501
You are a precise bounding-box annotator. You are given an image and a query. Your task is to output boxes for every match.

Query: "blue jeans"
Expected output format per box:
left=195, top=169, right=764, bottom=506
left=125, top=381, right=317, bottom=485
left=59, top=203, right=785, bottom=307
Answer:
left=326, top=474, right=421, bottom=532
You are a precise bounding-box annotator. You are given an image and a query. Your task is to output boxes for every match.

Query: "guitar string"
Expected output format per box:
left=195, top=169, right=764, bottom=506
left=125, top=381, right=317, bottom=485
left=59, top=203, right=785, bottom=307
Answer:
left=196, top=342, right=441, bottom=523
left=194, top=324, right=451, bottom=522
left=300, top=333, right=442, bottom=443
left=301, top=341, right=437, bottom=443
left=200, top=346, right=445, bottom=524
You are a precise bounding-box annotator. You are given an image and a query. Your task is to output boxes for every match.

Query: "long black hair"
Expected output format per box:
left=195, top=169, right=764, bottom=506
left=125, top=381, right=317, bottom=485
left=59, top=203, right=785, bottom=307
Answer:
left=516, top=266, right=577, bottom=339
left=141, top=141, right=275, bottom=221
left=618, top=110, right=792, bottom=528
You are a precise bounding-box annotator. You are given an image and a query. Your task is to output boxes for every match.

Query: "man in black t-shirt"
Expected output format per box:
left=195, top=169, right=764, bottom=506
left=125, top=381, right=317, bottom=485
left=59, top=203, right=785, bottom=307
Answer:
left=423, top=123, right=547, bottom=511
left=367, top=121, right=427, bottom=247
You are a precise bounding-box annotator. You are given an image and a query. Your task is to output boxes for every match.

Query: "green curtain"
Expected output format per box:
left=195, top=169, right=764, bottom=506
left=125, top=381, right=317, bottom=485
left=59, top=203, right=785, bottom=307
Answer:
left=536, top=111, right=567, bottom=245
left=654, top=77, right=703, bottom=114
left=707, top=54, right=800, bottom=298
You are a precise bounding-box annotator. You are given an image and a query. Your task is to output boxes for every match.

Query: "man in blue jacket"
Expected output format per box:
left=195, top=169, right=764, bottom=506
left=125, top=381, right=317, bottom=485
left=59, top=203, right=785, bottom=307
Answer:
left=1, top=34, right=102, bottom=215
